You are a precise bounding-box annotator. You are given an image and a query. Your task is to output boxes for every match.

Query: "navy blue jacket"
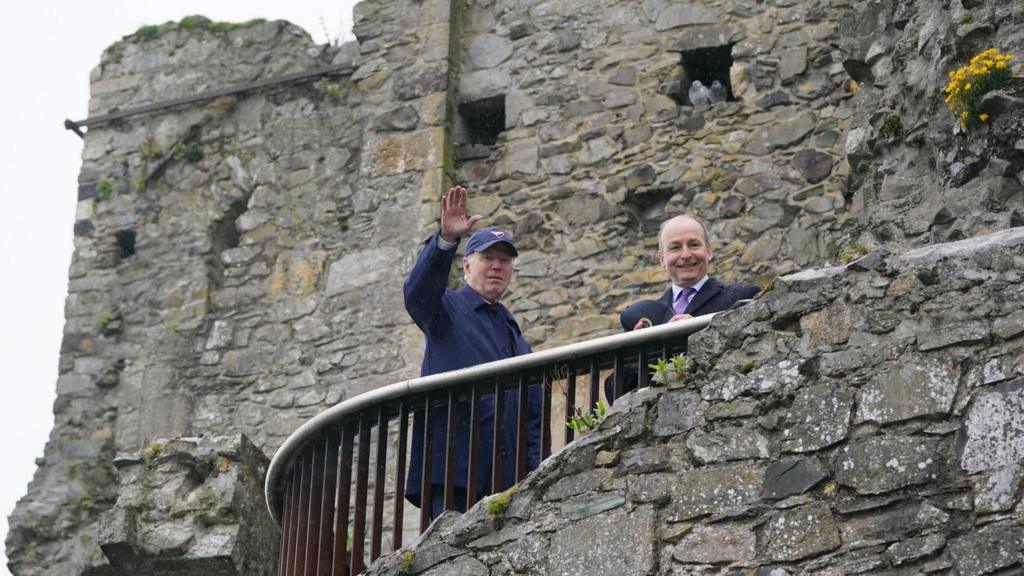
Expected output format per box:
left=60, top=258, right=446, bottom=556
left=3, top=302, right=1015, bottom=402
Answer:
left=404, top=233, right=541, bottom=506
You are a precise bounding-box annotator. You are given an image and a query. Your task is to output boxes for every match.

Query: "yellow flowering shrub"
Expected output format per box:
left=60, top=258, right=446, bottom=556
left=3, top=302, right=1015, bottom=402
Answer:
left=944, top=48, right=1014, bottom=127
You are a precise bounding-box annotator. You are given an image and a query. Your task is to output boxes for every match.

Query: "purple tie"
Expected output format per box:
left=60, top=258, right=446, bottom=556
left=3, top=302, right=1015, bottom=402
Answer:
left=674, top=287, right=695, bottom=315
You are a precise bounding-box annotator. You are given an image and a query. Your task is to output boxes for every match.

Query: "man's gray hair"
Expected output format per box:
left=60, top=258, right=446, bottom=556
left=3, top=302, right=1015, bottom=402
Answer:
left=658, top=215, right=710, bottom=251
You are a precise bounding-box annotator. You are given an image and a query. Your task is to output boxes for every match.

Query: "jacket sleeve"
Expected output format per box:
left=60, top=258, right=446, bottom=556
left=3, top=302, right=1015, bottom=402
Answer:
left=404, top=233, right=455, bottom=337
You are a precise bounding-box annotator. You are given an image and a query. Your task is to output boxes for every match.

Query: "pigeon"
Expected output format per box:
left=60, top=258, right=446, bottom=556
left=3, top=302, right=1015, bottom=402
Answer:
left=688, top=80, right=712, bottom=107
left=710, top=80, right=728, bottom=104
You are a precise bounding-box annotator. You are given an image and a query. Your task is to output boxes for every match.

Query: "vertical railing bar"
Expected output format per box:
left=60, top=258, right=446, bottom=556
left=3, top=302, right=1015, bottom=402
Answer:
left=303, top=440, right=326, bottom=576
left=419, top=397, right=434, bottom=533
left=515, top=372, right=529, bottom=482
left=491, top=377, right=505, bottom=496
left=392, top=403, right=408, bottom=551
left=443, top=389, right=457, bottom=512
left=541, top=369, right=552, bottom=460
left=371, top=408, right=388, bottom=561
left=638, top=345, right=650, bottom=389
left=316, top=431, right=339, bottom=576
left=292, top=450, right=312, bottom=576
left=466, top=385, right=481, bottom=509
left=332, top=426, right=354, bottom=576
left=589, top=358, right=600, bottom=413
left=351, top=414, right=371, bottom=574
left=280, top=467, right=297, bottom=576
left=612, top=351, right=626, bottom=405
left=564, top=361, right=577, bottom=445
left=662, top=341, right=670, bottom=360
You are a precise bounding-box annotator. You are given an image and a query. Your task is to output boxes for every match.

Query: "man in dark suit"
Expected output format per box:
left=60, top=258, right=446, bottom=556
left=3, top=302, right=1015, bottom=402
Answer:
left=608, top=214, right=759, bottom=401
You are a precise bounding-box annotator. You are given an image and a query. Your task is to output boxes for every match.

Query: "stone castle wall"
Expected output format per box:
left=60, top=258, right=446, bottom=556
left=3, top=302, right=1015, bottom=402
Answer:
left=8, top=0, right=1024, bottom=574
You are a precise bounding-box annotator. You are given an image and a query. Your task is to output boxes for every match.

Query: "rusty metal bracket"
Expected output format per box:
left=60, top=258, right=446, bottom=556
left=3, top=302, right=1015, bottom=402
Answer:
left=64, top=62, right=354, bottom=139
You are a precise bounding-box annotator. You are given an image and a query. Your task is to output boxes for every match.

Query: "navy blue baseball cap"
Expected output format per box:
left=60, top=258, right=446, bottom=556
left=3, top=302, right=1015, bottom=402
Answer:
left=466, top=227, right=518, bottom=257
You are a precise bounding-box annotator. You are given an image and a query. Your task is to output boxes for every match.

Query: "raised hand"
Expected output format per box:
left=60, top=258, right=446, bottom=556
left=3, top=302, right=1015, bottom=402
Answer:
left=440, top=185, right=483, bottom=243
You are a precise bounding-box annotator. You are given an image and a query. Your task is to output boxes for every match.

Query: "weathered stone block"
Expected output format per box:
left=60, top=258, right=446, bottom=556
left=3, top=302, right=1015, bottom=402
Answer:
left=669, top=464, right=764, bottom=521
left=95, top=435, right=278, bottom=575
left=948, top=521, right=1024, bottom=576
left=765, top=503, right=840, bottom=561
left=834, top=436, right=941, bottom=495
left=548, top=505, right=655, bottom=576
left=672, top=522, right=757, bottom=564
left=653, top=389, right=701, bottom=437
left=958, top=380, right=1024, bottom=473
left=762, top=458, right=827, bottom=500
left=856, top=359, right=958, bottom=424
left=687, top=427, right=769, bottom=464
left=781, top=384, right=853, bottom=453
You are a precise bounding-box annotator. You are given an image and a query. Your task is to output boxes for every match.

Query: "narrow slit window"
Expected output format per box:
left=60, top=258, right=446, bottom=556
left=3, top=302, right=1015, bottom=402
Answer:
left=458, top=95, right=506, bottom=146
left=115, top=230, right=136, bottom=259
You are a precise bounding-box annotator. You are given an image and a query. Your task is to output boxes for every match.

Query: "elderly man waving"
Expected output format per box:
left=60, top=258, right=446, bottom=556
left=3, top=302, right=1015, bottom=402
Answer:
left=404, top=185, right=541, bottom=519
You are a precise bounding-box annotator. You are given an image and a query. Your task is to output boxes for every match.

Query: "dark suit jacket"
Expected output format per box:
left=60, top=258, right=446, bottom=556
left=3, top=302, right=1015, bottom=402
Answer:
left=656, top=276, right=760, bottom=318
left=606, top=276, right=760, bottom=402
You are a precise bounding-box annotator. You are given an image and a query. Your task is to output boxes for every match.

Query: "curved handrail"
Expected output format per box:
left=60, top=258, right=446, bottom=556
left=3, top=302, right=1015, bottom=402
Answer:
left=264, top=313, right=716, bottom=523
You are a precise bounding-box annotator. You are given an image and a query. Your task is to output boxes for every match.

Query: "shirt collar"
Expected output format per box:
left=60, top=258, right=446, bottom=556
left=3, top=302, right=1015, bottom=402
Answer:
left=671, top=275, right=709, bottom=301
left=457, top=285, right=503, bottom=310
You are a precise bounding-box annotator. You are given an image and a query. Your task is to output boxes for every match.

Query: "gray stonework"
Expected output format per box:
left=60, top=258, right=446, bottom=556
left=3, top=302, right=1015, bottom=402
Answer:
left=8, top=0, right=1024, bottom=573
left=365, top=229, right=1024, bottom=575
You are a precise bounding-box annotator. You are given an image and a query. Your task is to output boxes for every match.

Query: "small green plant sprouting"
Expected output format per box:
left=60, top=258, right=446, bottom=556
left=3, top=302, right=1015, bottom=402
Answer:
left=134, top=24, right=161, bottom=42
left=142, top=441, right=163, bottom=461
left=961, top=13, right=974, bottom=25
left=878, top=113, right=903, bottom=142
left=840, top=241, right=871, bottom=263
left=566, top=400, right=607, bottom=434
left=140, top=137, right=163, bottom=160
left=486, top=486, right=516, bottom=523
left=650, top=354, right=693, bottom=386
left=944, top=48, right=1014, bottom=128
left=321, top=79, right=343, bottom=103
left=171, top=142, right=204, bottom=163
left=96, top=180, right=113, bottom=201
left=396, top=550, right=415, bottom=576
left=134, top=173, right=148, bottom=193
left=98, top=311, right=115, bottom=330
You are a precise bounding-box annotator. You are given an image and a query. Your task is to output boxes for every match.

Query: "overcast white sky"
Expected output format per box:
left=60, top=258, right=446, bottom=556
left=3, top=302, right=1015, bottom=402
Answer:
left=0, top=2, right=357, bottom=572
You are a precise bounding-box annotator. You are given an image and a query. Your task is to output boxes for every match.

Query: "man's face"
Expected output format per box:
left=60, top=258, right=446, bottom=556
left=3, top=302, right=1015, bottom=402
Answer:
left=464, top=243, right=515, bottom=303
left=657, top=217, right=712, bottom=287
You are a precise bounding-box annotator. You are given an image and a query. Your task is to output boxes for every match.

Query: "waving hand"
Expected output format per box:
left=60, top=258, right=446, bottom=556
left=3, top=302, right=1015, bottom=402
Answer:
left=440, top=185, right=483, bottom=243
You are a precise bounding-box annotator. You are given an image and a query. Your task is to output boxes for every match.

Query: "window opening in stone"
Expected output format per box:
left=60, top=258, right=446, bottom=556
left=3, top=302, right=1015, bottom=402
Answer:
left=115, top=230, right=136, bottom=259
left=679, top=44, right=735, bottom=105
left=458, top=95, right=506, bottom=147
left=211, top=198, right=248, bottom=255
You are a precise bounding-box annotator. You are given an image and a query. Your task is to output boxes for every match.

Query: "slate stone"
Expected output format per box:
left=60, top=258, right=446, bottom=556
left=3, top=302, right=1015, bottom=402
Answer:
left=672, top=522, right=757, bottom=564
left=548, top=505, right=655, bottom=576
left=74, top=220, right=95, bottom=237
left=839, top=499, right=951, bottom=548
left=616, top=445, right=673, bottom=475
left=654, top=5, right=721, bottom=30
left=917, top=318, right=990, bottom=351
left=781, top=384, right=853, bottom=453
left=627, top=473, right=676, bottom=504
left=947, top=521, right=1024, bottom=576
left=373, top=105, right=419, bottom=131
left=764, top=503, right=841, bottom=561
left=762, top=458, right=827, bottom=500
left=392, top=68, right=447, bottom=101
left=744, top=110, right=816, bottom=155
left=856, top=359, right=958, bottom=424
left=544, top=468, right=612, bottom=501
left=973, top=464, right=1023, bottom=514
left=958, top=380, right=1024, bottom=473
left=653, top=389, right=701, bottom=437
left=791, top=149, right=833, bottom=184
left=468, top=34, right=513, bottom=69
left=608, top=66, right=637, bottom=86
left=670, top=464, right=764, bottom=520
left=560, top=492, right=626, bottom=521
left=833, top=436, right=940, bottom=495
left=420, top=555, right=488, bottom=576
left=687, top=427, right=769, bottom=464
left=886, top=533, right=946, bottom=566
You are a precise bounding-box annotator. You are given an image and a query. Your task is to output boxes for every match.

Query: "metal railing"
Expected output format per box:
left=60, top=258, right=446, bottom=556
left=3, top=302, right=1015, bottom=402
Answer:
left=265, top=314, right=715, bottom=575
